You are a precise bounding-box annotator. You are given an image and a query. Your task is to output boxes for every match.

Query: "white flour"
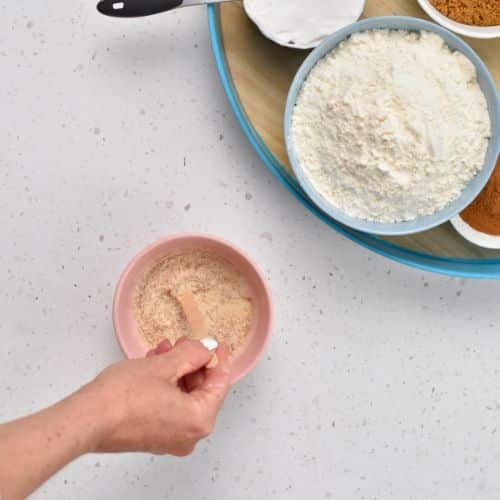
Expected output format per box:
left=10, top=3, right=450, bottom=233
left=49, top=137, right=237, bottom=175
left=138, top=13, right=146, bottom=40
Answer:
left=244, top=0, right=364, bottom=48
left=291, top=30, right=491, bottom=223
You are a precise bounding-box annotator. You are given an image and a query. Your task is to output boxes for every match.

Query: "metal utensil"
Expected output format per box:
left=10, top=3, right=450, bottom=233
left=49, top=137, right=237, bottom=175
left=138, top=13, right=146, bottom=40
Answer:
left=97, top=0, right=231, bottom=18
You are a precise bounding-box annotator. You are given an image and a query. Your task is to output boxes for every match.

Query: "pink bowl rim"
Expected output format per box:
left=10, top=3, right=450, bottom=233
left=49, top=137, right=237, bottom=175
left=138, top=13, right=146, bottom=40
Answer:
left=112, top=232, right=273, bottom=384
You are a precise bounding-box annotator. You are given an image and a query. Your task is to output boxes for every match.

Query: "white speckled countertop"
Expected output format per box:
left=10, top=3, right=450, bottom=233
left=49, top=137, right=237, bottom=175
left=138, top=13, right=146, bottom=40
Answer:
left=1, top=2, right=500, bottom=499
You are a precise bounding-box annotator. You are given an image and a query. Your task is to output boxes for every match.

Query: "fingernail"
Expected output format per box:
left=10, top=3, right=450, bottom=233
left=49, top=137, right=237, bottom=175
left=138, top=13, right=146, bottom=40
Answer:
left=200, top=337, right=218, bottom=352
left=155, top=339, right=173, bottom=354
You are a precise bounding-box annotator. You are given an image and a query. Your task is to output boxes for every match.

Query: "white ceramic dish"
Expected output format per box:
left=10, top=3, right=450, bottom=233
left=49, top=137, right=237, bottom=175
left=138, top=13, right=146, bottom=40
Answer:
left=243, top=0, right=366, bottom=49
left=451, top=215, right=500, bottom=249
left=417, top=0, right=500, bottom=39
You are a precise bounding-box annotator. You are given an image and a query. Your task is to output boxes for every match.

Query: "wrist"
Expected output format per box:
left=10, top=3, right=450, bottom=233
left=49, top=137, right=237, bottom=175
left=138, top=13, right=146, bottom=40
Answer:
left=67, top=379, right=121, bottom=454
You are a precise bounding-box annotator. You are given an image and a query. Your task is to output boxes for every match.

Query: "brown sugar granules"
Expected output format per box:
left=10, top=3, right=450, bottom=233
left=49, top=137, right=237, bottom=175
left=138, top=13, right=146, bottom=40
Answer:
left=461, top=158, right=500, bottom=235
left=134, top=250, right=253, bottom=353
left=429, top=0, right=500, bottom=26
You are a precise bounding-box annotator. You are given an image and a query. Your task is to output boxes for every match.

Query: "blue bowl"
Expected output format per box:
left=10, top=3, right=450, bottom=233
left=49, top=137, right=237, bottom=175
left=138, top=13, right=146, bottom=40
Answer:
left=284, top=16, right=500, bottom=236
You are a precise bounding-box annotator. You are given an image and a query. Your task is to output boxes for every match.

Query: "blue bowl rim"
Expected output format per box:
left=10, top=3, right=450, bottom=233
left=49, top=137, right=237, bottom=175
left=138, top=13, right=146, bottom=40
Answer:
left=284, top=16, right=500, bottom=236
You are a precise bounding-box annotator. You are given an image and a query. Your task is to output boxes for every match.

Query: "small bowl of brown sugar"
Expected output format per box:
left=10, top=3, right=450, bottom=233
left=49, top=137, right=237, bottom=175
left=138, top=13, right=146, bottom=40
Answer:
left=417, top=0, right=500, bottom=38
left=113, top=234, right=272, bottom=383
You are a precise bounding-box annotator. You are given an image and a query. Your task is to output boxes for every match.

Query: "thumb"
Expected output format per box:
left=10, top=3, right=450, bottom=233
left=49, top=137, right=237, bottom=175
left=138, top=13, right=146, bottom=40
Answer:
left=191, top=345, right=231, bottom=411
left=160, top=338, right=212, bottom=381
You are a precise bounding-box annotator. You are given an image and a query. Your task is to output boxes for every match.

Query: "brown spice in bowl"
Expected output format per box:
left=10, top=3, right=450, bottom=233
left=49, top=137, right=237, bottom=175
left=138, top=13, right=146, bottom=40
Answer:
left=460, top=158, right=500, bottom=235
left=134, top=250, right=253, bottom=353
left=429, top=0, right=500, bottom=26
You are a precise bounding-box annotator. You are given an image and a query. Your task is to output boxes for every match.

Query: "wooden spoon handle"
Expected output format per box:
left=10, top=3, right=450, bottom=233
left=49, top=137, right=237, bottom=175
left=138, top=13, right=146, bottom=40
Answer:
left=174, top=289, right=208, bottom=339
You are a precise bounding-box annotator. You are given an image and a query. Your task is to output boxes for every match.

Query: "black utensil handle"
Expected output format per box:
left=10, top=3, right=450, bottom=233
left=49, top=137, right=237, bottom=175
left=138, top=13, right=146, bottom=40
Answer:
left=97, top=0, right=183, bottom=17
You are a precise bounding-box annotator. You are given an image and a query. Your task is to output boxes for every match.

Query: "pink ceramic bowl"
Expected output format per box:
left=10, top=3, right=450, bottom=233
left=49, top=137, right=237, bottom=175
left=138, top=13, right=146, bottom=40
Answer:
left=113, top=233, right=273, bottom=384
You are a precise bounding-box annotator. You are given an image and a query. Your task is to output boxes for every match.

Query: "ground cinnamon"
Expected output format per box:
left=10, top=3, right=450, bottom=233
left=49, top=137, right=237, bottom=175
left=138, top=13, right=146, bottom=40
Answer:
left=460, top=158, right=500, bottom=235
left=429, top=0, right=500, bottom=26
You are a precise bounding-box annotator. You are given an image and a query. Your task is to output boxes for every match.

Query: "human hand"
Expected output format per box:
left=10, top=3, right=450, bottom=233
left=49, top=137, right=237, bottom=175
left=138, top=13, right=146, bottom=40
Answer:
left=87, top=338, right=231, bottom=456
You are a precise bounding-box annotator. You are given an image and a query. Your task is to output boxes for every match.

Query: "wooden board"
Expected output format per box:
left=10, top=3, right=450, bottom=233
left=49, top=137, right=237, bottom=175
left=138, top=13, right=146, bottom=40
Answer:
left=218, top=1, right=500, bottom=259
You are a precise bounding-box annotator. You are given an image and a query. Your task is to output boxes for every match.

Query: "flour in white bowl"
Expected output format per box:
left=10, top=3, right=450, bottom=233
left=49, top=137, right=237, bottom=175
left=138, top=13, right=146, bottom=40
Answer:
left=291, top=30, right=491, bottom=223
left=244, top=0, right=365, bottom=48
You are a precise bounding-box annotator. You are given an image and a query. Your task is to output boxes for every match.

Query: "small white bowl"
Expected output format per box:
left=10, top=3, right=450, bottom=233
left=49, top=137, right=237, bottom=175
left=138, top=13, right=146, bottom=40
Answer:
left=417, top=0, right=500, bottom=39
left=243, top=0, right=366, bottom=49
left=451, top=215, right=500, bottom=249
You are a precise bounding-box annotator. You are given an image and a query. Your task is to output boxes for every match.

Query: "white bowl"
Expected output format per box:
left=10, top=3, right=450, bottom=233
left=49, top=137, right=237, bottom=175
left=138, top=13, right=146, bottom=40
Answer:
left=417, top=0, right=500, bottom=39
left=243, top=0, right=366, bottom=49
left=451, top=216, right=500, bottom=249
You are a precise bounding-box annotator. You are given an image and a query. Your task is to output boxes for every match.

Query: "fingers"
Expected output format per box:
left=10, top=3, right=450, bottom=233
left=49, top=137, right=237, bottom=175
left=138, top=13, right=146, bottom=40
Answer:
left=161, top=338, right=213, bottom=380
left=146, top=338, right=207, bottom=391
left=146, top=339, right=172, bottom=358
left=178, top=337, right=217, bottom=392
left=146, top=337, right=226, bottom=399
left=191, top=345, right=231, bottom=412
left=183, top=370, right=205, bottom=392
left=155, top=339, right=173, bottom=354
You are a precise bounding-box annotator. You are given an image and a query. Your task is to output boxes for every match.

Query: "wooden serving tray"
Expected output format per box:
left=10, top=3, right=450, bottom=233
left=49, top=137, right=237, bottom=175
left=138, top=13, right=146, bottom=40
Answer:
left=209, top=1, right=500, bottom=274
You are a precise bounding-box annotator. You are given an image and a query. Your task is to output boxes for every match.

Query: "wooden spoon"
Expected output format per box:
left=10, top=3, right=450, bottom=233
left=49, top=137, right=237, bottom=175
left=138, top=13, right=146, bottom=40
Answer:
left=171, top=286, right=218, bottom=368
